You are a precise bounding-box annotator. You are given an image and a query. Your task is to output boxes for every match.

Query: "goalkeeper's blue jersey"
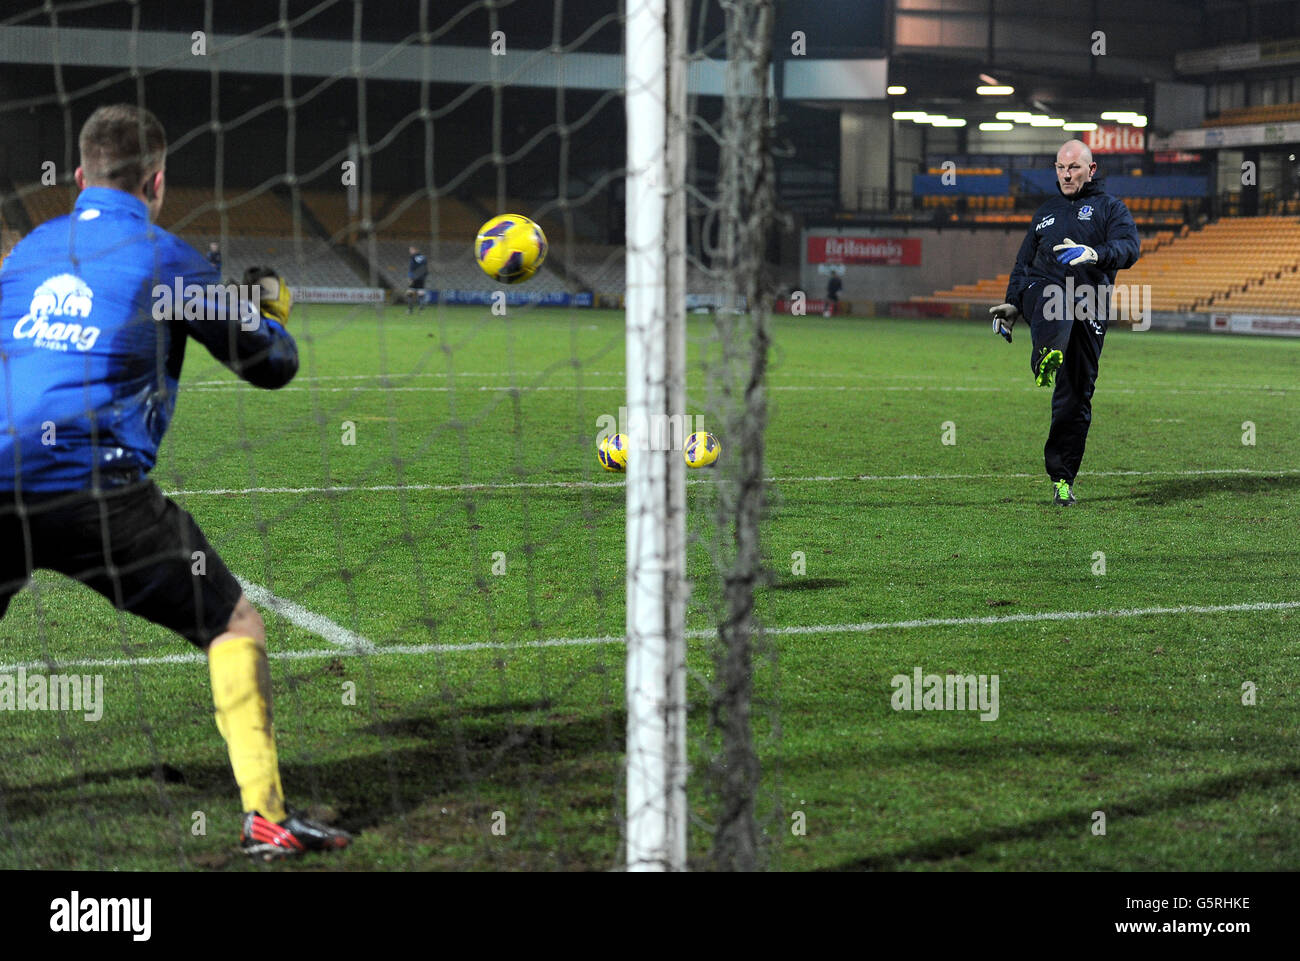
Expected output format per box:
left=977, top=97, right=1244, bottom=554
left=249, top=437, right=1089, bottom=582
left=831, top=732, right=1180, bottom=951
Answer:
left=0, top=186, right=298, bottom=492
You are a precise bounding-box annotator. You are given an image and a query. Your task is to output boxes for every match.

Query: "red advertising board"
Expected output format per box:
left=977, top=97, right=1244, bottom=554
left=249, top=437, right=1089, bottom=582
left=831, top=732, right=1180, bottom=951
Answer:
left=807, top=235, right=921, bottom=266
left=1084, top=125, right=1146, bottom=154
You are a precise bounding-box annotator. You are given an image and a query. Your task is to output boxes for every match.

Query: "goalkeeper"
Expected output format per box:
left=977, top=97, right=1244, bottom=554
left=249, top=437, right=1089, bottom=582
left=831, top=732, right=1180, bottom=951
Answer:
left=0, top=104, right=349, bottom=860
left=989, top=139, right=1139, bottom=506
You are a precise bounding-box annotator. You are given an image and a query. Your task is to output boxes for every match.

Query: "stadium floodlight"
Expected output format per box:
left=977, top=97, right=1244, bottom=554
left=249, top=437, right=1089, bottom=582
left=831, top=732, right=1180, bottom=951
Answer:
left=979, top=122, right=1014, bottom=131
left=1130, top=116, right=1148, bottom=127
left=930, top=118, right=967, bottom=127
left=1028, top=116, right=1066, bottom=126
left=996, top=111, right=1034, bottom=121
left=892, top=110, right=927, bottom=120
left=976, top=85, right=1015, bottom=95
left=625, top=0, right=688, bottom=873
left=1100, top=111, right=1141, bottom=121
left=887, top=85, right=908, bottom=95
left=1063, top=122, right=1098, bottom=131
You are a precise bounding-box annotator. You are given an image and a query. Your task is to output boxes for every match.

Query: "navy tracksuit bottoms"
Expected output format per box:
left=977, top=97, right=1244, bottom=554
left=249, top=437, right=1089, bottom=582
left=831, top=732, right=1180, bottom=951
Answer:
left=1024, top=281, right=1107, bottom=485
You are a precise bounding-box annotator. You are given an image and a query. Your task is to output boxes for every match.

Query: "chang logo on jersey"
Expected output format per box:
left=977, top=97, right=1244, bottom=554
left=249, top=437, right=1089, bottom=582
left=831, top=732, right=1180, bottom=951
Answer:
left=12, top=273, right=100, bottom=352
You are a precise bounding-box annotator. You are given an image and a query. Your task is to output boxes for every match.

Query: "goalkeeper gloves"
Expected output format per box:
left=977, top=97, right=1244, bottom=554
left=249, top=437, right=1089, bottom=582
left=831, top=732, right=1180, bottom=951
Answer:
left=1052, top=237, right=1097, bottom=267
left=243, top=266, right=292, bottom=326
left=989, top=302, right=1021, bottom=343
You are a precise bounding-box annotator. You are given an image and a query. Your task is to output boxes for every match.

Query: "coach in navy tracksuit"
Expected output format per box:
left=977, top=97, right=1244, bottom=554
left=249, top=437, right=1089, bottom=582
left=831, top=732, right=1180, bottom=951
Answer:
left=990, top=139, right=1140, bottom=506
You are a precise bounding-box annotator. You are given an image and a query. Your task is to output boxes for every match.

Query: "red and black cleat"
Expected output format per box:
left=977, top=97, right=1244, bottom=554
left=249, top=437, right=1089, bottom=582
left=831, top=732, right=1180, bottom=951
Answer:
left=240, top=810, right=352, bottom=861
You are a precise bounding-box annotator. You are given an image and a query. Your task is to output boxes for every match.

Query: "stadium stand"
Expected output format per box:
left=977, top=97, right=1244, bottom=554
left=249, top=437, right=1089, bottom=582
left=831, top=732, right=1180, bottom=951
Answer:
left=1123, top=216, right=1300, bottom=312
left=915, top=217, right=1300, bottom=316
left=369, top=192, right=485, bottom=241
left=157, top=186, right=289, bottom=236
left=12, top=181, right=370, bottom=287
left=0, top=228, right=18, bottom=265
left=16, top=182, right=290, bottom=236
left=919, top=273, right=1012, bottom=304
left=1196, top=217, right=1300, bottom=313
left=15, top=184, right=77, bottom=226
left=10, top=180, right=627, bottom=292
left=291, top=189, right=487, bottom=244
left=215, top=234, right=367, bottom=288
left=290, top=189, right=362, bottom=241
left=369, top=238, right=663, bottom=296
left=373, top=238, right=566, bottom=294
left=1206, top=103, right=1300, bottom=126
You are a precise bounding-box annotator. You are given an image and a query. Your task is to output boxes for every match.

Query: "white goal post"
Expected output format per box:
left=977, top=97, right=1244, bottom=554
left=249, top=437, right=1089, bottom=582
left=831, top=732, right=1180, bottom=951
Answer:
left=624, top=0, right=688, bottom=872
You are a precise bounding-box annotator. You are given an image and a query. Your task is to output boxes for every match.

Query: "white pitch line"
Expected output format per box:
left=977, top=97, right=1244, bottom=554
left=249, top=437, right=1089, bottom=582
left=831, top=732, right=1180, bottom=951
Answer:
left=2, top=598, right=1295, bottom=673
left=182, top=384, right=1010, bottom=394
left=180, top=383, right=1294, bottom=395
left=185, top=385, right=626, bottom=393
left=187, top=371, right=628, bottom=386
left=753, top=599, right=1300, bottom=635
left=773, top=467, right=1300, bottom=483
left=235, top=577, right=375, bottom=653
left=184, top=372, right=1295, bottom=393
left=166, top=479, right=624, bottom=496
left=161, top=466, right=1300, bottom=498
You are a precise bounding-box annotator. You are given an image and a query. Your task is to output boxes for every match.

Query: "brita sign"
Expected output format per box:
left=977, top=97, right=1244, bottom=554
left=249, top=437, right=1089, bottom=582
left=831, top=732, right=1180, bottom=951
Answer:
left=1085, top=125, right=1145, bottom=154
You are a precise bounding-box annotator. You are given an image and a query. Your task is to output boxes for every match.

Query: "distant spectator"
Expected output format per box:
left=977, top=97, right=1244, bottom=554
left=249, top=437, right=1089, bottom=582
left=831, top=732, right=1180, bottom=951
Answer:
left=406, top=245, right=428, bottom=314
left=207, top=241, right=221, bottom=273
left=824, top=272, right=842, bottom=317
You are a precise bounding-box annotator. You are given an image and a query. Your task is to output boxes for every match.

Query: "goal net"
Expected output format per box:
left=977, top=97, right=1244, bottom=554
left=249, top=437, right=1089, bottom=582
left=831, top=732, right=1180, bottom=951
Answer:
left=0, top=0, right=778, bottom=872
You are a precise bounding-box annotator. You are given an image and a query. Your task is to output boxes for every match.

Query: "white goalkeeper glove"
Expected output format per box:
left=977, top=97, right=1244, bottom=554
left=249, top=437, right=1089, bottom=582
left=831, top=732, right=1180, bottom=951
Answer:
left=1052, top=237, right=1097, bottom=267
left=989, top=302, right=1021, bottom=343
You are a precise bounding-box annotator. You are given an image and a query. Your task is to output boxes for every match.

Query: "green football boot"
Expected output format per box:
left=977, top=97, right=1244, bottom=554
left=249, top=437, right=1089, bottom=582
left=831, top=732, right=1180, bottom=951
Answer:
left=1052, top=479, right=1076, bottom=506
left=1034, top=348, right=1064, bottom=388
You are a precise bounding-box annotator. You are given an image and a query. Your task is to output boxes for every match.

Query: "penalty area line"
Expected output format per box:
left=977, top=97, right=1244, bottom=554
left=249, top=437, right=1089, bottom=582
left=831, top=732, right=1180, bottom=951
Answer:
left=235, top=576, right=376, bottom=654
left=2, top=598, right=1295, bottom=672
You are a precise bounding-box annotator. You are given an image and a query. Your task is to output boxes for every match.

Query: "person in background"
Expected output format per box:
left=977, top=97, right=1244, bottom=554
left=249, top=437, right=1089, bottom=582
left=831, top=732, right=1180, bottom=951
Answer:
left=406, top=245, right=428, bottom=313
left=824, top=270, right=842, bottom=317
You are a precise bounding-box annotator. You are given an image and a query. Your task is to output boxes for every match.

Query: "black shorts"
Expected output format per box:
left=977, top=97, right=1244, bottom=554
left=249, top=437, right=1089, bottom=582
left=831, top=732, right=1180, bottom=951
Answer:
left=0, top=481, right=243, bottom=648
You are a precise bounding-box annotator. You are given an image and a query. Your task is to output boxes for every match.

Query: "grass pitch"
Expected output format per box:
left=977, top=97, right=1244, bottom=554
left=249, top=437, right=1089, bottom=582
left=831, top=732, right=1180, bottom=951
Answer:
left=1, top=306, right=1298, bottom=871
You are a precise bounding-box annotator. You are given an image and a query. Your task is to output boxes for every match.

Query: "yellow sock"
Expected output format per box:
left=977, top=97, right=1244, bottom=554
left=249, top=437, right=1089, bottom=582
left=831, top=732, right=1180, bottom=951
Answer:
left=208, top=636, right=287, bottom=823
